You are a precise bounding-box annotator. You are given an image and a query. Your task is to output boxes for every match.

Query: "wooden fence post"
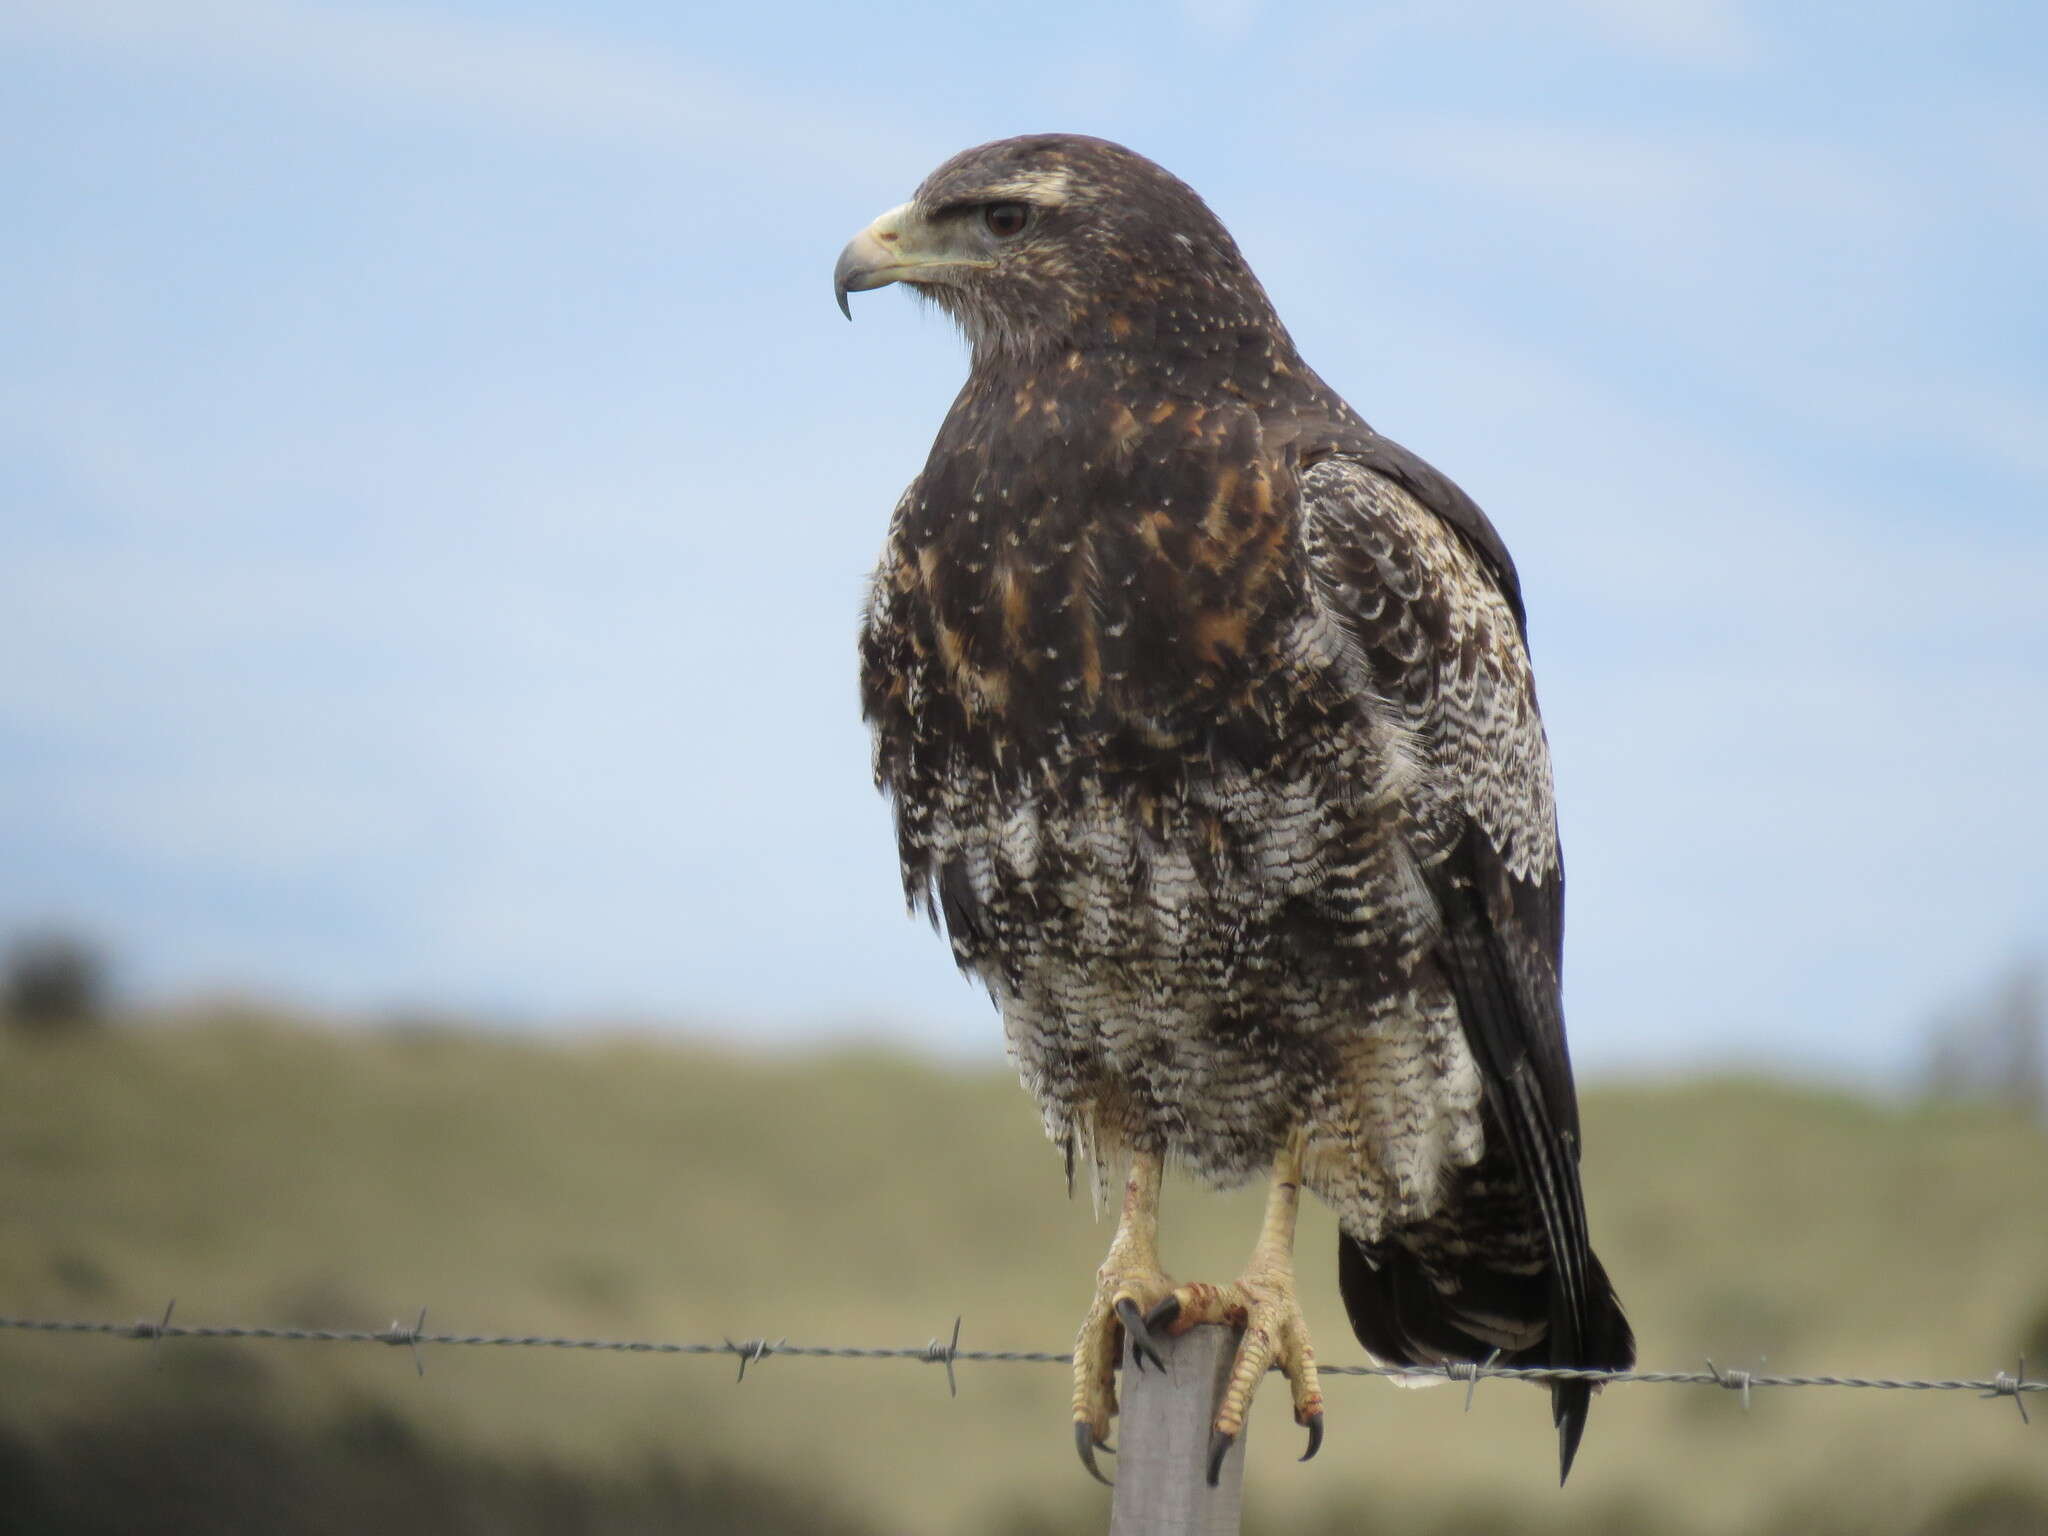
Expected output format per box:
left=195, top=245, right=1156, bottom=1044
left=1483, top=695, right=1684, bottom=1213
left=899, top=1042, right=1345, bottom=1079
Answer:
left=1108, top=1323, right=1247, bottom=1536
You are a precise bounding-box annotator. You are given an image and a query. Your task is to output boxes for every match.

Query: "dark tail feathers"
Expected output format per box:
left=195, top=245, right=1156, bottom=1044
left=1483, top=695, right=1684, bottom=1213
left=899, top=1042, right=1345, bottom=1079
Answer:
left=1338, top=1233, right=1634, bottom=1483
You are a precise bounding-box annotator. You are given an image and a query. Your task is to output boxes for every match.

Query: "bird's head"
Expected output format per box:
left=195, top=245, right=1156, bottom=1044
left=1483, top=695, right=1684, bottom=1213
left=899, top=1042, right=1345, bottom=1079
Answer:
left=834, top=134, right=1278, bottom=366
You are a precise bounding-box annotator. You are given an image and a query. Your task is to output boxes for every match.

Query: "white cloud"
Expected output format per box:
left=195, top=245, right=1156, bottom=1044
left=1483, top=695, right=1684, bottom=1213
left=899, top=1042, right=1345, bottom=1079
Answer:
left=1371, top=116, right=1904, bottom=275
left=0, top=0, right=912, bottom=174
left=1296, top=0, right=1760, bottom=71
left=1566, top=0, right=1761, bottom=65
left=1307, top=108, right=2048, bottom=495
left=1181, top=0, right=1262, bottom=43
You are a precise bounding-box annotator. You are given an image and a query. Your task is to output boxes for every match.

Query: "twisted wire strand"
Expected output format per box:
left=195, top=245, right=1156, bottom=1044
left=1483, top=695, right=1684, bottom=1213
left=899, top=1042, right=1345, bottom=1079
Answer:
left=0, top=1311, right=2038, bottom=1416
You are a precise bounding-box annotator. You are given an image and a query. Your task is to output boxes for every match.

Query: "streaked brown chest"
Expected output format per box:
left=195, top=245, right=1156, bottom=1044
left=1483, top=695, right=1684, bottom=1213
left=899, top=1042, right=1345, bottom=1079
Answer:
left=866, top=371, right=1307, bottom=774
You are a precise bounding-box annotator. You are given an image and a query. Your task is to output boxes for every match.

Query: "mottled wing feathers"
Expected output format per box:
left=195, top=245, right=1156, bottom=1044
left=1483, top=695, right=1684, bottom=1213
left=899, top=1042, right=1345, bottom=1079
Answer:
left=1334, top=432, right=1529, bottom=634
left=1300, top=457, right=1559, bottom=895
left=1303, top=453, right=1631, bottom=1476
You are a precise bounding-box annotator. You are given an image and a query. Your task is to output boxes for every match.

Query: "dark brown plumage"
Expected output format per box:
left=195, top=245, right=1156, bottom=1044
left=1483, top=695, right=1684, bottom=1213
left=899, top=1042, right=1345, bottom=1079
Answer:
left=840, top=133, right=1632, bottom=1480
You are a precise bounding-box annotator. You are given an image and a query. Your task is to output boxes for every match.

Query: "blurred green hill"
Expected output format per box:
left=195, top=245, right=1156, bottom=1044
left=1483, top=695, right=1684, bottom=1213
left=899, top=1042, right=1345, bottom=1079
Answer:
left=2, top=1018, right=2044, bottom=1534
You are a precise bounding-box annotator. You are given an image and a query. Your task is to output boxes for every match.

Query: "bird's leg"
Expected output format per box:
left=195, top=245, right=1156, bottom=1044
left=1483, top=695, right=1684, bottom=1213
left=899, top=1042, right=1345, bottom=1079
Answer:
left=1071, top=1148, right=1174, bottom=1484
left=1146, top=1135, right=1325, bottom=1484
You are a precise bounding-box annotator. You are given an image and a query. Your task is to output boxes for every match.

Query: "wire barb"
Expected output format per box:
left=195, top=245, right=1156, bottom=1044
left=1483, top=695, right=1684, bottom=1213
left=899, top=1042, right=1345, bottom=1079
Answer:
left=1458, top=1348, right=1503, bottom=1412
left=133, top=1299, right=176, bottom=1368
left=382, top=1307, right=428, bottom=1377
left=922, top=1316, right=963, bottom=1397
left=1986, top=1357, right=2032, bottom=1425
left=1705, top=1358, right=1755, bottom=1412
left=726, top=1336, right=785, bottom=1382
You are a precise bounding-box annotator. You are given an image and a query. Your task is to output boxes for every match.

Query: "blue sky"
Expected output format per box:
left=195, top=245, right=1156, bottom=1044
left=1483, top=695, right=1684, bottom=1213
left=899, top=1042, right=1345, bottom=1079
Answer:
left=2, top=0, right=2042, bottom=1081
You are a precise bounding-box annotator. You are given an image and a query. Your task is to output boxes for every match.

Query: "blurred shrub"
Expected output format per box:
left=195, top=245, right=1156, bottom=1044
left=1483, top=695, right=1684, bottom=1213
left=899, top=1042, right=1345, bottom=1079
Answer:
left=0, top=1399, right=885, bottom=1536
left=1914, top=1480, right=2048, bottom=1536
left=2, top=930, right=111, bottom=1039
left=2020, top=1289, right=2048, bottom=1366
left=1921, top=963, right=2044, bottom=1123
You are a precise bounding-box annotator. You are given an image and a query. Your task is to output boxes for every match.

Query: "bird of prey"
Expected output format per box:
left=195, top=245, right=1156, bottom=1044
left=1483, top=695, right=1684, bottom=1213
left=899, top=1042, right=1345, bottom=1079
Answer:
left=837, top=134, right=1633, bottom=1486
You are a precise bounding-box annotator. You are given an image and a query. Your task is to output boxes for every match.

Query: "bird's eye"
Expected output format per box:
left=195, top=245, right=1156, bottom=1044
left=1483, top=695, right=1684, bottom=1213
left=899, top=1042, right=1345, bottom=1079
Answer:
left=982, top=202, right=1031, bottom=239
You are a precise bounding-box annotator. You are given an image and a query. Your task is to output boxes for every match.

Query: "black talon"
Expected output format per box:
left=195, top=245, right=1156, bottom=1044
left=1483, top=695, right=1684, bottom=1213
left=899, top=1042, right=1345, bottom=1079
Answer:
left=1115, top=1297, right=1167, bottom=1372
left=1075, top=1422, right=1114, bottom=1486
left=1300, top=1411, right=1324, bottom=1463
left=1205, top=1427, right=1235, bottom=1487
left=1143, top=1294, right=1182, bottom=1335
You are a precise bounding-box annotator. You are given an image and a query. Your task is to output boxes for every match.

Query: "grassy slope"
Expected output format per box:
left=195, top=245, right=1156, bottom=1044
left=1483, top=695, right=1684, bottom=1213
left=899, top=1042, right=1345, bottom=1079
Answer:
left=2, top=1020, right=2044, bottom=1535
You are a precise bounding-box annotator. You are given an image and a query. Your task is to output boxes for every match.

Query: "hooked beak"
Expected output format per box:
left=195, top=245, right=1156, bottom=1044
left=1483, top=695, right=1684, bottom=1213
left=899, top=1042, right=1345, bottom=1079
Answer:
left=833, top=202, right=991, bottom=319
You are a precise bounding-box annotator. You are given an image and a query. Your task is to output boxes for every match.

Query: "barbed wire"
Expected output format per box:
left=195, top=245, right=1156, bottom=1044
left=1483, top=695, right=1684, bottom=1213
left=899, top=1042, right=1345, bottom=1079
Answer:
left=0, top=1306, right=2037, bottom=1422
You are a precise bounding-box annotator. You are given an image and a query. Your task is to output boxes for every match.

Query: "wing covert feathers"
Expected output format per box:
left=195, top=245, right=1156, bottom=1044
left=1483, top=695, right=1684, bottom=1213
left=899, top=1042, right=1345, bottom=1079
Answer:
left=1306, top=454, right=1634, bottom=1481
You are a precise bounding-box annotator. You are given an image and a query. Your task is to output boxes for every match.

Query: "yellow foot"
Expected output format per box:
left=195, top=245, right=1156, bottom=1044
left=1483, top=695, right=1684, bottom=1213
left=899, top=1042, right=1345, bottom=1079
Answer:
left=1148, top=1267, right=1325, bottom=1483
left=1071, top=1256, right=1177, bottom=1484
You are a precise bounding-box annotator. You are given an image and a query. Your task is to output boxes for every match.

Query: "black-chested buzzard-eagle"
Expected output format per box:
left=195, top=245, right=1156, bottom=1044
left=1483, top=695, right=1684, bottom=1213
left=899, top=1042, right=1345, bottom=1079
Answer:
left=835, top=133, right=1633, bottom=1487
